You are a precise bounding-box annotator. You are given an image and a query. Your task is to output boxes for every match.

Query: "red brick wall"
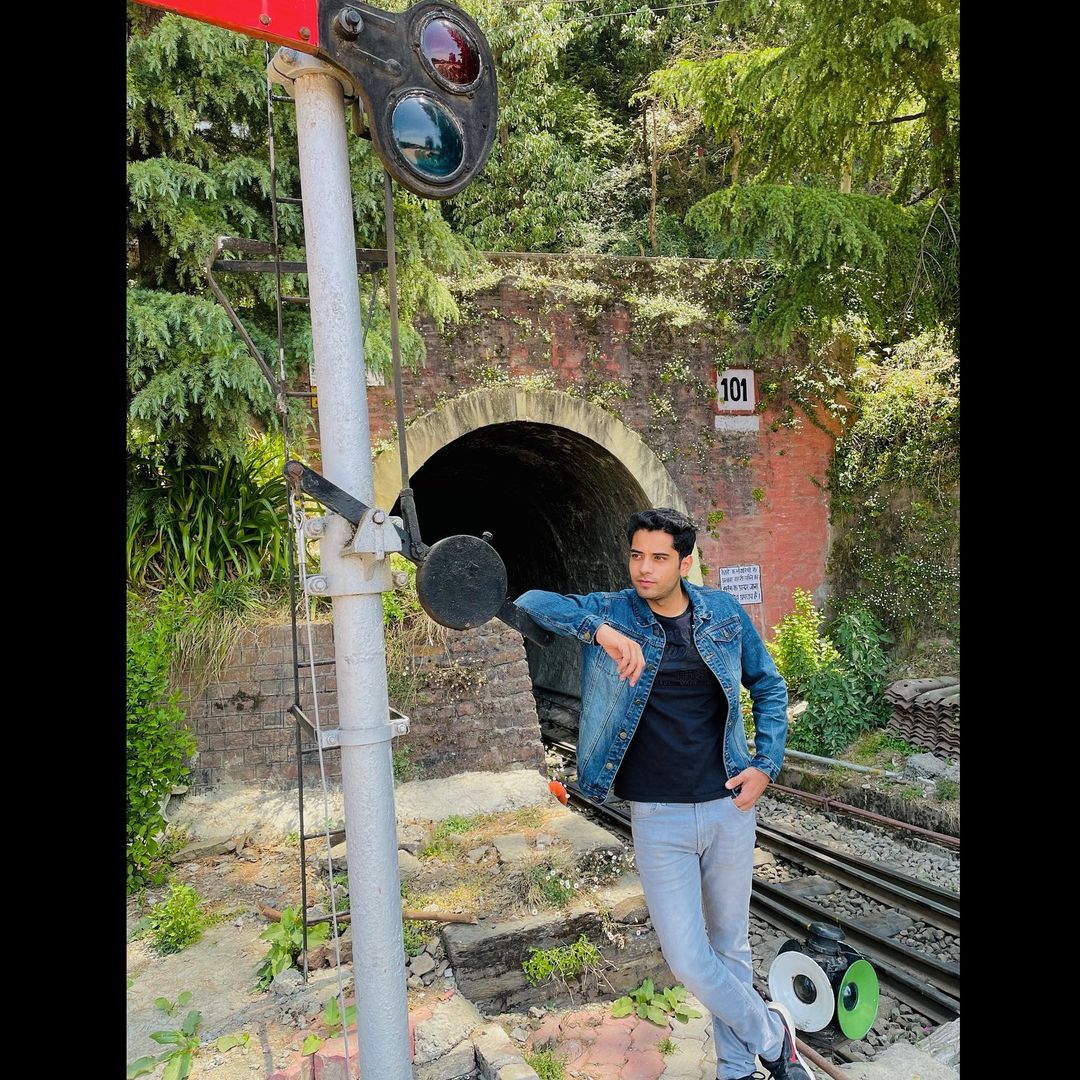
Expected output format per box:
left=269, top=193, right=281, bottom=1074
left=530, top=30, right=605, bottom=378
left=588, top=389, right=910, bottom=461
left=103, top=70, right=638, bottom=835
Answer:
left=182, top=620, right=543, bottom=790
left=364, top=255, right=835, bottom=634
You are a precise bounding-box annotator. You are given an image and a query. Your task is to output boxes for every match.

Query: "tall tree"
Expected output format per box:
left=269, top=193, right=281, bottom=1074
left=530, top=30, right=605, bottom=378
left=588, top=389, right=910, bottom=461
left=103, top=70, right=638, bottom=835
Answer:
left=648, top=0, right=959, bottom=351
left=127, top=3, right=470, bottom=466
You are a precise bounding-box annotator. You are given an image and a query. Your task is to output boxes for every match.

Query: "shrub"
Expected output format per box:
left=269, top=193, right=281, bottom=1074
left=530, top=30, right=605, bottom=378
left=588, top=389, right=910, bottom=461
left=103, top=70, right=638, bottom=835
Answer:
left=768, top=589, right=841, bottom=696
left=127, top=435, right=289, bottom=593
left=935, top=777, right=959, bottom=801
left=525, top=1046, right=567, bottom=1080
left=255, top=906, right=330, bottom=990
left=148, top=884, right=207, bottom=954
left=771, top=591, right=892, bottom=757
left=127, top=601, right=196, bottom=893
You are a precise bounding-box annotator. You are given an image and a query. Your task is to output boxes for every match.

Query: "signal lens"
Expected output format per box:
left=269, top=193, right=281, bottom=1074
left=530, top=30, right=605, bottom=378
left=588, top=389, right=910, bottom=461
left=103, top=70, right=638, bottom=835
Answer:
left=390, top=94, right=464, bottom=181
left=420, top=18, right=480, bottom=88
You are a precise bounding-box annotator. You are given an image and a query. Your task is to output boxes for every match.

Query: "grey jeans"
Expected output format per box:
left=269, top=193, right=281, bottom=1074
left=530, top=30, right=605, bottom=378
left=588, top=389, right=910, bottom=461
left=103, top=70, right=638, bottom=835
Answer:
left=629, top=797, right=785, bottom=1079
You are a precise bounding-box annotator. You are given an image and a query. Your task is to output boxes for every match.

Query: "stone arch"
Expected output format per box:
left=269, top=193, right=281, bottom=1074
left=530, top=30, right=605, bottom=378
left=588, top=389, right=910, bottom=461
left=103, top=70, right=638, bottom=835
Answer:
left=374, top=387, right=698, bottom=574
left=373, top=388, right=702, bottom=707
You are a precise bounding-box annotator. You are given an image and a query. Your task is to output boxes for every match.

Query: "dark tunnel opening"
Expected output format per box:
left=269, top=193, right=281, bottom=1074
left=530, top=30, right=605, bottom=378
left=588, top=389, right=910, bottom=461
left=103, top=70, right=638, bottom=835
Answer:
left=393, top=421, right=650, bottom=737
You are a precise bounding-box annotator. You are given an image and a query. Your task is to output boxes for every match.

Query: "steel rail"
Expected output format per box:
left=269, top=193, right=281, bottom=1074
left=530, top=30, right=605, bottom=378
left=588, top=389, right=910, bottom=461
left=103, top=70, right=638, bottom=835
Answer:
left=754, top=823, right=959, bottom=936
left=559, top=777, right=960, bottom=1023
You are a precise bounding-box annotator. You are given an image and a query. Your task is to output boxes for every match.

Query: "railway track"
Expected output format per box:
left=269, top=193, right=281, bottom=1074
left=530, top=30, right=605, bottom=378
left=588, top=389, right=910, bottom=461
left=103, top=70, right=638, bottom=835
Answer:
left=543, top=735, right=961, bottom=1024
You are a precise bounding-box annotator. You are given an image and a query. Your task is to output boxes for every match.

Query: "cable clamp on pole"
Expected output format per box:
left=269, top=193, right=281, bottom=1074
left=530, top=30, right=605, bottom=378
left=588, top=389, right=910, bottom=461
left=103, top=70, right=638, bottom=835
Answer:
left=320, top=710, right=410, bottom=748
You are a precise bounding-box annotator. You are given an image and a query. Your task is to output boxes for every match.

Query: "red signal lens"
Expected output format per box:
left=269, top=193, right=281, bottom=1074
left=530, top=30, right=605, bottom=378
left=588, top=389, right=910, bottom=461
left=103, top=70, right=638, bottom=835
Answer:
left=420, top=17, right=480, bottom=89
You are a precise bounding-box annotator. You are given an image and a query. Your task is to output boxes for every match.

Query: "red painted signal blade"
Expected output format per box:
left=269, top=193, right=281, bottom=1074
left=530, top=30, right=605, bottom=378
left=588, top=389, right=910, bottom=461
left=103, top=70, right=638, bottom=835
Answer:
left=135, top=1, right=320, bottom=50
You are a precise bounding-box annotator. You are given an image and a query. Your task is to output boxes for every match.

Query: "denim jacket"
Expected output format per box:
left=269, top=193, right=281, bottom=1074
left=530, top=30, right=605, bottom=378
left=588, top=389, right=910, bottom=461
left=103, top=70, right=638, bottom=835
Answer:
left=515, top=580, right=789, bottom=803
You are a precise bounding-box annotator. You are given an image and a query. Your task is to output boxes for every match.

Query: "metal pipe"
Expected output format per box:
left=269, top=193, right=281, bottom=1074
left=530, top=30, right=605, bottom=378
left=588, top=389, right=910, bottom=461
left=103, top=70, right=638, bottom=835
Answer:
left=770, top=784, right=960, bottom=848
left=795, top=1037, right=849, bottom=1080
left=289, top=58, right=410, bottom=1079
left=783, top=748, right=905, bottom=779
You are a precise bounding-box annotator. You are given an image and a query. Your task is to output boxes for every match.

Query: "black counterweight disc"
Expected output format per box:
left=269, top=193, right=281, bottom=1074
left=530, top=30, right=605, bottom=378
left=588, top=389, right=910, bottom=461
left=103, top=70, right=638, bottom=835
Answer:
left=415, top=534, right=508, bottom=630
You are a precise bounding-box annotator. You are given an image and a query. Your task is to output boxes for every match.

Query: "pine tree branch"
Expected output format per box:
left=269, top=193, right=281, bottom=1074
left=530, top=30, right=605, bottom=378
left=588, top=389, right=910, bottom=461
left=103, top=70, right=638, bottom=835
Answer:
left=868, top=111, right=928, bottom=127
left=905, top=186, right=937, bottom=206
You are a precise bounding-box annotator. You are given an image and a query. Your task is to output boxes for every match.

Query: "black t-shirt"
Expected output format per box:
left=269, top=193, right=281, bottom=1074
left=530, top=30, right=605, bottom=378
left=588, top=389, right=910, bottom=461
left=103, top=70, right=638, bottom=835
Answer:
left=612, top=606, right=730, bottom=802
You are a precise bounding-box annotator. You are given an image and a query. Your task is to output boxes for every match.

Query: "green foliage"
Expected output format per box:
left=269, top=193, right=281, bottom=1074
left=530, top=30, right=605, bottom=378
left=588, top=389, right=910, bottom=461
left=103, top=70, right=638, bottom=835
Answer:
left=327, top=873, right=350, bottom=917
left=522, top=935, right=606, bottom=995
left=255, top=906, right=330, bottom=990
left=148, top=884, right=208, bottom=954
left=421, top=814, right=482, bottom=858
left=446, top=2, right=618, bottom=251
left=794, top=666, right=880, bottom=757
left=403, top=919, right=433, bottom=957
left=127, top=602, right=197, bottom=894
left=611, top=979, right=702, bottom=1025
left=649, top=0, right=960, bottom=347
left=522, top=855, right=577, bottom=910
left=831, top=602, right=893, bottom=692
left=126, top=994, right=202, bottom=1080
left=323, top=995, right=358, bottom=1036
left=392, top=745, right=420, bottom=785
left=383, top=554, right=443, bottom=714
left=770, top=590, right=891, bottom=756
left=127, top=7, right=472, bottom=465
left=850, top=729, right=925, bottom=763
left=127, top=434, right=289, bottom=592
left=686, top=185, right=935, bottom=349
left=828, top=329, right=959, bottom=645
left=935, top=776, right=959, bottom=801
left=525, top=1046, right=568, bottom=1080
left=153, top=579, right=264, bottom=695
left=768, top=588, right=841, bottom=697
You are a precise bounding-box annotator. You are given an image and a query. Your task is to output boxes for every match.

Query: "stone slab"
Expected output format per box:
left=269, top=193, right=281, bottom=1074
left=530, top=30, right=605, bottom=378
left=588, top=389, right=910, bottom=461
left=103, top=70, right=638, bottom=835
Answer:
left=837, top=1039, right=959, bottom=1079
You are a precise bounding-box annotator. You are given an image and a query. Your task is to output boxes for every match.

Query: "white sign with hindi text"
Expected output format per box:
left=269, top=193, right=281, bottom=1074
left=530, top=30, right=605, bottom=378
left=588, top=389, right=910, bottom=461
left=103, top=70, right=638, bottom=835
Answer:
left=719, top=564, right=762, bottom=605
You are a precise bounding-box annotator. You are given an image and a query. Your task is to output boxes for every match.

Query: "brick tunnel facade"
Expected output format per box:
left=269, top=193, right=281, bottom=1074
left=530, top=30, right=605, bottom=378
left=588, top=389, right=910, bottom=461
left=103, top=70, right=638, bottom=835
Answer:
left=362, top=254, right=837, bottom=739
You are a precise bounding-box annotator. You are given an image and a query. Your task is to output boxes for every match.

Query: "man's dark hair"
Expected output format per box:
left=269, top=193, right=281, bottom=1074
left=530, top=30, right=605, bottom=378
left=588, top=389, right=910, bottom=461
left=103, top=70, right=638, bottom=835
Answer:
left=626, top=508, right=697, bottom=558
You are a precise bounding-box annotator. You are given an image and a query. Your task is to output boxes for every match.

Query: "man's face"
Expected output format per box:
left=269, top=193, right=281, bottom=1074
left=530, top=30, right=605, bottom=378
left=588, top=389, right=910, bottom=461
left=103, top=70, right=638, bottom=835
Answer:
left=628, top=529, right=693, bottom=606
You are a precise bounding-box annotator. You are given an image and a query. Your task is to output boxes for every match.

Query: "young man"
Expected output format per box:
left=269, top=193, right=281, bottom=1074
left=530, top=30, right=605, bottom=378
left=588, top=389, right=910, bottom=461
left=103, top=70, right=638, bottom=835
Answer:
left=515, top=508, right=813, bottom=1080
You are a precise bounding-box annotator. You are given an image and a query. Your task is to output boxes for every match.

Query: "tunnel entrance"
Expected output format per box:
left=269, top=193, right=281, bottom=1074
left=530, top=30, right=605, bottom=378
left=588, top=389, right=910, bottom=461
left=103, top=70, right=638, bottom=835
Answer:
left=393, top=420, right=650, bottom=742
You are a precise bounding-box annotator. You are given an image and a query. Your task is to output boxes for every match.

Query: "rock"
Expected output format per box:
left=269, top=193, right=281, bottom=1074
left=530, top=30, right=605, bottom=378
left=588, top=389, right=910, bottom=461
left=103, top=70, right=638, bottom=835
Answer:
left=170, top=837, right=233, bottom=862
left=493, top=834, right=531, bottom=863
left=776, top=875, right=837, bottom=899
left=753, top=848, right=777, bottom=867
left=918, top=1018, right=960, bottom=1068
left=408, top=975, right=425, bottom=989
left=610, top=894, right=649, bottom=924
left=414, top=1039, right=478, bottom=1080
left=413, top=994, right=484, bottom=1065
left=904, top=753, right=948, bottom=780
left=837, top=1037, right=958, bottom=1078
left=411, top=954, right=437, bottom=978
left=510, top=1027, right=528, bottom=1042
left=467, top=846, right=490, bottom=863
left=399, top=850, right=423, bottom=880
left=472, top=1023, right=528, bottom=1080
left=544, top=813, right=622, bottom=857
left=270, top=969, right=306, bottom=997
left=398, top=823, right=431, bottom=854
left=877, top=995, right=899, bottom=1022
left=310, top=840, right=349, bottom=872
left=497, top=1065, right=541, bottom=1080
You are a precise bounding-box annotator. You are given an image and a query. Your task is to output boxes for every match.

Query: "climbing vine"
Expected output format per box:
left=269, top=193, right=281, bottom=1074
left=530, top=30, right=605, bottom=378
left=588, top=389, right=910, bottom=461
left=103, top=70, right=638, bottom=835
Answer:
left=827, top=329, right=959, bottom=647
